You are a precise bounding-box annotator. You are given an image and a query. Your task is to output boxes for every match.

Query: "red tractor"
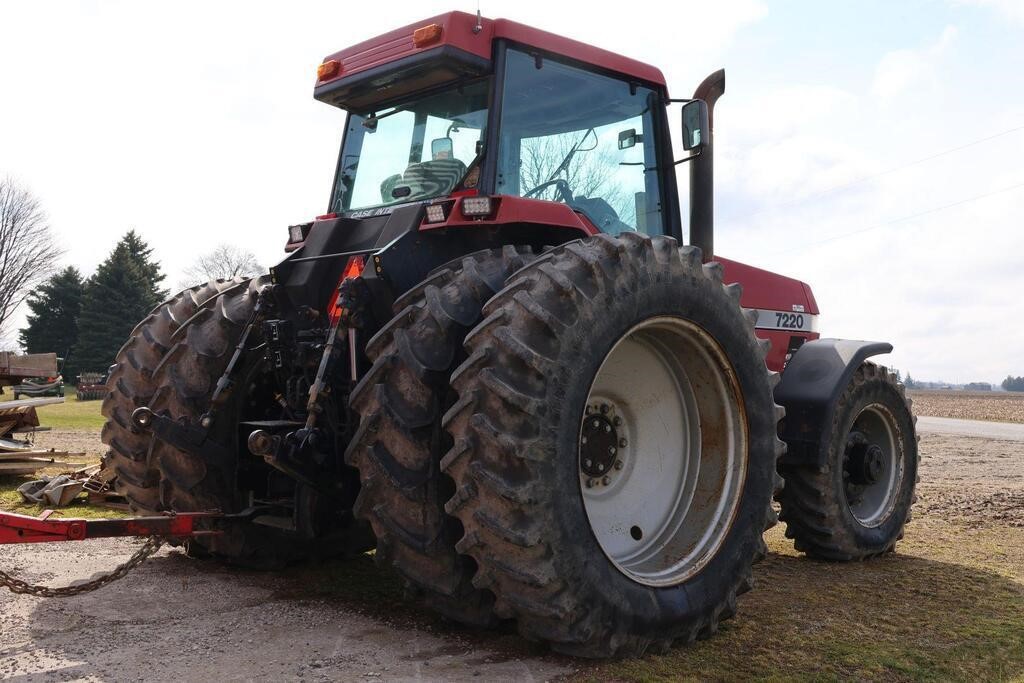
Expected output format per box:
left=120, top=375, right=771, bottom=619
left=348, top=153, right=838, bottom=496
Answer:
left=99, top=12, right=917, bottom=657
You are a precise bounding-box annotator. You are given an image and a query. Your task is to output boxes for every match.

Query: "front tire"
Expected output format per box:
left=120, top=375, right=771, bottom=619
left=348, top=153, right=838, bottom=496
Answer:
left=442, top=234, right=784, bottom=657
left=777, top=363, right=918, bottom=561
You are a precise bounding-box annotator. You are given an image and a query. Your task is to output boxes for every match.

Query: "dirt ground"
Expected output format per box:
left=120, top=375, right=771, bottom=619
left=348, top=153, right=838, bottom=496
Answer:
left=909, top=389, right=1024, bottom=424
left=1, top=427, right=1023, bottom=681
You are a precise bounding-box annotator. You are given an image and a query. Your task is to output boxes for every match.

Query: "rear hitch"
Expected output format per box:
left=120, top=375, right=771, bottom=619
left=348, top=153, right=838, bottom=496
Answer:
left=0, top=508, right=265, bottom=546
left=247, top=426, right=341, bottom=496
left=131, top=406, right=232, bottom=462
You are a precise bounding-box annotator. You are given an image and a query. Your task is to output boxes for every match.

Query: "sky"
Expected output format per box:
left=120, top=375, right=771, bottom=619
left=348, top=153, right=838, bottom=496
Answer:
left=1, top=0, right=1022, bottom=384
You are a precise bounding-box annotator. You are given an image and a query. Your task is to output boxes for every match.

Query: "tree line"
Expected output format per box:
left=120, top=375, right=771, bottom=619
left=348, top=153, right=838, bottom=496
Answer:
left=20, top=231, right=167, bottom=380
left=2, top=177, right=262, bottom=382
left=1003, top=376, right=1024, bottom=392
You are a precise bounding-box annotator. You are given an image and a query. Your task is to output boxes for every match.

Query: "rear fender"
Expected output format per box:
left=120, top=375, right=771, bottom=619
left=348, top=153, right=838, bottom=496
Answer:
left=775, top=338, right=893, bottom=467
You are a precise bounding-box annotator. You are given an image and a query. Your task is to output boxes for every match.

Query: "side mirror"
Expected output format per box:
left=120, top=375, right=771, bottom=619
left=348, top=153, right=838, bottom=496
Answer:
left=681, top=99, right=709, bottom=151
left=431, top=137, right=454, bottom=160
left=617, top=128, right=642, bottom=150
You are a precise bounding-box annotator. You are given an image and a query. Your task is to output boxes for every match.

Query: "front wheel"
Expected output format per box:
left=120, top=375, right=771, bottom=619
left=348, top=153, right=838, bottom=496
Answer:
left=442, top=234, right=785, bottom=657
left=777, top=363, right=918, bottom=560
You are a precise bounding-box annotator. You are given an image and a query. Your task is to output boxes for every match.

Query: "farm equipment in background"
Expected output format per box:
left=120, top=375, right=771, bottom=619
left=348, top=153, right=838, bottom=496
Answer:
left=1, top=12, right=918, bottom=658
left=75, top=372, right=109, bottom=401
left=0, top=353, right=78, bottom=476
left=11, top=377, right=64, bottom=401
left=10, top=356, right=65, bottom=400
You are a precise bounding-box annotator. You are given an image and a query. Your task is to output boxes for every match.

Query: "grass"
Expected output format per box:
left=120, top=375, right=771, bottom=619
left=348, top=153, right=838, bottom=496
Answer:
left=0, top=389, right=121, bottom=518
left=576, top=521, right=1024, bottom=682
left=0, top=386, right=107, bottom=430
left=0, top=477, right=126, bottom=519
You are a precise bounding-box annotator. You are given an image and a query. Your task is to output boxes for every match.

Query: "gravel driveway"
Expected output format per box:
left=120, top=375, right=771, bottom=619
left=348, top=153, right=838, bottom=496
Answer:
left=0, top=539, right=572, bottom=682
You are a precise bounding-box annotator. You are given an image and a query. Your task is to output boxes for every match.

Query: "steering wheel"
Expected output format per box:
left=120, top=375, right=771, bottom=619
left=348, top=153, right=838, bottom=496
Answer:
left=523, top=179, right=574, bottom=203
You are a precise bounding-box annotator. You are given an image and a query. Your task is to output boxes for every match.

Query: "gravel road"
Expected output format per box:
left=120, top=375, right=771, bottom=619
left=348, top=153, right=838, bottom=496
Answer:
left=917, top=415, right=1024, bottom=441
left=0, top=539, right=571, bottom=682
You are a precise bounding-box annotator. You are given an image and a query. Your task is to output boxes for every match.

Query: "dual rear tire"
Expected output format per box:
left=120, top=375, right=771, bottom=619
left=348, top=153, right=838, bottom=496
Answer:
left=348, top=233, right=785, bottom=656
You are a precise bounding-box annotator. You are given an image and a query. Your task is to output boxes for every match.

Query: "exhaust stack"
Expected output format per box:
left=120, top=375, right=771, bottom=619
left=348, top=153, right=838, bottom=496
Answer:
left=689, top=69, right=725, bottom=262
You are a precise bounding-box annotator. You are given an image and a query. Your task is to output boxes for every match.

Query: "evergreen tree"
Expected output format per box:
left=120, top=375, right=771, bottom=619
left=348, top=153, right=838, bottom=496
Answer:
left=120, top=229, right=168, bottom=302
left=18, top=266, right=85, bottom=379
left=74, top=232, right=167, bottom=374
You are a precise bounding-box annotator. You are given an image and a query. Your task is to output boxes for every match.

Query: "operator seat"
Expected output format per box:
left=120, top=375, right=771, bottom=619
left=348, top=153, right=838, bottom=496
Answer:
left=571, top=196, right=634, bottom=235
left=398, top=158, right=467, bottom=199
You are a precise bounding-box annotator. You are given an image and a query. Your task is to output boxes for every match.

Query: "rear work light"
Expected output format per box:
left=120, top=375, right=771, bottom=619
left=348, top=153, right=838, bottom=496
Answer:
left=317, top=59, right=341, bottom=81
left=460, top=196, right=494, bottom=218
left=412, top=23, right=443, bottom=48
left=424, top=203, right=448, bottom=223
left=288, top=222, right=312, bottom=244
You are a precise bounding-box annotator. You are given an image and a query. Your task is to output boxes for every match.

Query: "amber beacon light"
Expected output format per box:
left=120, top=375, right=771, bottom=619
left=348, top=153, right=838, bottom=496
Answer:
left=412, top=23, right=443, bottom=48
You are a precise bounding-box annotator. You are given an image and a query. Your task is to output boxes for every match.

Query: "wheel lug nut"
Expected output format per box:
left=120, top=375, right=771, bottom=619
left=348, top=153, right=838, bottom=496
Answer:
left=597, top=463, right=604, bottom=471
left=581, top=437, right=588, bottom=444
left=584, top=459, right=592, bottom=468
left=619, top=438, right=627, bottom=447
left=600, top=404, right=610, bottom=414
left=602, top=476, right=610, bottom=485
left=593, top=420, right=600, bottom=428
left=585, top=478, right=596, bottom=488
left=614, top=460, right=624, bottom=470
left=605, top=425, right=611, bottom=433
left=608, top=446, right=616, bottom=455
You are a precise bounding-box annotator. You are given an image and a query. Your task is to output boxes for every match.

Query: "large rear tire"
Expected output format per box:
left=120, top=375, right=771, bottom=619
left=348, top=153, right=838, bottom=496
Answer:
left=442, top=234, right=785, bottom=657
left=102, top=279, right=244, bottom=511
left=777, top=362, right=917, bottom=560
left=345, top=246, right=534, bottom=625
left=105, top=278, right=330, bottom=566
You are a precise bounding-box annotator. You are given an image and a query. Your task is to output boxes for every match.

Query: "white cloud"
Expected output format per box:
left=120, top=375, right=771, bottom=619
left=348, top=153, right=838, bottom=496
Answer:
left=872, top=25, right=958, bottom=99
left=953, top=0, right=1024, bottom=24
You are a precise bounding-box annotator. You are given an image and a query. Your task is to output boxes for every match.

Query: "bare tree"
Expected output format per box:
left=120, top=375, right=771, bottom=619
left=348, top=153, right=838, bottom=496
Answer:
left=519, top=133, right=631, bottom=221
left=180, top=244, right=263, bottom=288
left=0, top=178, right=63, bottom=339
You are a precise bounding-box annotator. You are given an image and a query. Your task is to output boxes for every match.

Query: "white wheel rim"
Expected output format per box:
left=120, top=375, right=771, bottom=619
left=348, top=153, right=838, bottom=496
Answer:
left=579, top=316, right=748, bottom=587
left=844, top=404, right=904, bottom=527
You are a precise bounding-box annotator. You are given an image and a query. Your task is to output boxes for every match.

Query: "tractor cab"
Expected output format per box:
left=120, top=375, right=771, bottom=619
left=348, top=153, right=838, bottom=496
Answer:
left=313, top=11, right=686, bottom=239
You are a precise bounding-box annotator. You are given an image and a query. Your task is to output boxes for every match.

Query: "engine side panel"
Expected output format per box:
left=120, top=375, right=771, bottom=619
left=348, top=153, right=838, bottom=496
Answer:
left=717, top=256, right=820, bottom=372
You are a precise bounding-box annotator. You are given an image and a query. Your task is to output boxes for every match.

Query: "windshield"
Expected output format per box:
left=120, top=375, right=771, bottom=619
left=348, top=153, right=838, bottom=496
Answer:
left=331, top=79, right=489, bottom=213
left=496, top=49, right=664, bottom=235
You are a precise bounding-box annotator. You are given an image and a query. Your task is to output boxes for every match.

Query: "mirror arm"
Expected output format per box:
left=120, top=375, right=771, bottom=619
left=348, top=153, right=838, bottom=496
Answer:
left=673, top=148, right=703, bottom=166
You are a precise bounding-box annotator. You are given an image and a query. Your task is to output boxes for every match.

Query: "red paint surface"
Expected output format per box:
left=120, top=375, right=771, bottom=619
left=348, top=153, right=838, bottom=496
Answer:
left=419, top=195, right=598, bottom=236
left=317, top=11, right=666, bottom=90
left=0, top=510, right=209, bottom=545
left=717, top=256, right=820, bottom=372
left=717, top=257, right=819, bottom=315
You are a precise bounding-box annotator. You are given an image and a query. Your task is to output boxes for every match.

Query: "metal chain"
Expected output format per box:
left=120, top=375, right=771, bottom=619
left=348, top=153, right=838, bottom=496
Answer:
left=0, top=536, right=163, bottom=598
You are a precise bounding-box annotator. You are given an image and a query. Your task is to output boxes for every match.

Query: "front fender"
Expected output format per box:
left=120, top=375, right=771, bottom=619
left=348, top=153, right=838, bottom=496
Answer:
left=775, top=338, right=893, bottom=467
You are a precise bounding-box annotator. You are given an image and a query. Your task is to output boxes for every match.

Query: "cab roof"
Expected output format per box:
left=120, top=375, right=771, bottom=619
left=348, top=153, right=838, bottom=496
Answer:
left=315, top=11, right=667, bottom=95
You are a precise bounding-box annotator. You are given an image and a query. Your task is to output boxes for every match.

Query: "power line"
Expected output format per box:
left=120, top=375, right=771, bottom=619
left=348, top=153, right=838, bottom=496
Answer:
left=774, top=180, right=1024, bottom=255
left=730, top=123, right=1024, bottom=220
